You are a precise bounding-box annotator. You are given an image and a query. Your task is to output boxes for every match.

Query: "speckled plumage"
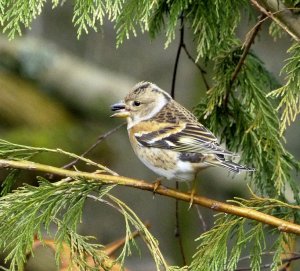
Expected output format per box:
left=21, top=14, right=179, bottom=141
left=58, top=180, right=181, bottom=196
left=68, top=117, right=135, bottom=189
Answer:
left=111, top=82, right=254, bottom=181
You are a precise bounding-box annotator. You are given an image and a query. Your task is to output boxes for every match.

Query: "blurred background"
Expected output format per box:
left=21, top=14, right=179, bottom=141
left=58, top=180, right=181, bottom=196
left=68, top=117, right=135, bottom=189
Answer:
left=0, top=2, right=300, bottom=270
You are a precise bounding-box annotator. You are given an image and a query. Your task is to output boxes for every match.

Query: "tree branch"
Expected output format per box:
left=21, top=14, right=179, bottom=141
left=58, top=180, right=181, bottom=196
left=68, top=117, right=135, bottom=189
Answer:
left=174, top=180, right=187, bottom=266
left=223, top=14, right=266, bottom=108
left=250, top=0, right=300, bottom=41
left=1, top=158, right=300, bottom=235
left=171, top=14, right=184, bottom=99
left=235, top=254, right=300, bottom=271
left=170, top=14, right=187, bottom=266
left=62, top=123, right=126, bottom=170
left=170, top=15, right=209, bottom=97
left=230, top=14, right=266, bottom=84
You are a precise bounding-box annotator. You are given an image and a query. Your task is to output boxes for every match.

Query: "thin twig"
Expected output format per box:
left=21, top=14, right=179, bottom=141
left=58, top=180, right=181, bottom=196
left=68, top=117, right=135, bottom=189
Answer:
left=238, top=251, right=300, bottom=262
left=175, top=184, right=180, bottom=240
left=250, top=0, right=300, bottom=41
left=170, top=15, right=209, bottom=96
left=181, top=45, right=206, bottom=74
left=174, top=181, right=187, bottom=265
left=171, top=13, right=187, bottom=266
left=235, top=263, right=271, bottom=270
left=170, top=13, right=208, bottom=264
left=230, top=14, right=266, bottom=84
left=235, top=254, right=300, bottom=271
left=1, top=158, right=300, bottom=235
left=62, top=123, right=126, bottom=170
left=171, top=14, right=184, bottom=99
left=223, top=14, right=266, bottom=108
left=182, top=44, right=210, bottom=91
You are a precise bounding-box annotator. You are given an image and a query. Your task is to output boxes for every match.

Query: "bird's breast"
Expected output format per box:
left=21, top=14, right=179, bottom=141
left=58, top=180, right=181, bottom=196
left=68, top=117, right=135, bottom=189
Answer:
left=128, top=128, right=198, bottom=181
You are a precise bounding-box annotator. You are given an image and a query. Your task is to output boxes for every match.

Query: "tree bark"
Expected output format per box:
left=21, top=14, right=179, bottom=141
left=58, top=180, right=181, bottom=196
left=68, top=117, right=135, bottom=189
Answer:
left=251, top=0, right=300, bottom=41
left=1, top=158, right=300, bottom=235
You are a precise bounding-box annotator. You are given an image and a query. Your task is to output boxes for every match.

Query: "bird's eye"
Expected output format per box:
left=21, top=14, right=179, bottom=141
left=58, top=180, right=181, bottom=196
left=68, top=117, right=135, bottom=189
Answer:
left=133, top=101, right=141, bottom=106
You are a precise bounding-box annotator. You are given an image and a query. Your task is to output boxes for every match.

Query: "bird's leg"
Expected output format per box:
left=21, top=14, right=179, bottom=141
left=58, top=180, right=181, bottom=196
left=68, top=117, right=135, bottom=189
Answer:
left=152, top=178, right=162, bottom=195
left=189, top=178, right=197, bottom=210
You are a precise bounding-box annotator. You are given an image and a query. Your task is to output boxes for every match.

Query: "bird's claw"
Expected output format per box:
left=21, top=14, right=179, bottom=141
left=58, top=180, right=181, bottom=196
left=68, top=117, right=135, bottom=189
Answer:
left=152, top=179, right=162, bottom=197
left=188, top=189, right=195, bottom=210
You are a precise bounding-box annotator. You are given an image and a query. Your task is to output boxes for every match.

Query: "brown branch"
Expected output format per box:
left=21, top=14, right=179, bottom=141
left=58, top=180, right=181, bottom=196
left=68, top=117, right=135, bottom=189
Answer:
left=250, top=0, right=300, bottom=41
left=230, top=14, right=266, bottom=84
left=1, top=158, right=300, bottom=235
left=223, top=14, right=266, bottom=108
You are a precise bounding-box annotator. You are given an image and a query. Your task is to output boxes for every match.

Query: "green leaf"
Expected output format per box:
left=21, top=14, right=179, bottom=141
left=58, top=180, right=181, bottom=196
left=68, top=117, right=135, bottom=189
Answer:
left=1, top=169, right=20, bottom=196
left=268, top=42, right=300, bottom=135
left=191, top=194, right=298, bottom=271
left=194, top=47, right=299, bottom=198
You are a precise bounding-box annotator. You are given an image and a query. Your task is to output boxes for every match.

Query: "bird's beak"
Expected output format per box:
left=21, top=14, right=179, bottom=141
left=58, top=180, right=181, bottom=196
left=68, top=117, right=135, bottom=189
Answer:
left=110, top=102, right=130, bottom=118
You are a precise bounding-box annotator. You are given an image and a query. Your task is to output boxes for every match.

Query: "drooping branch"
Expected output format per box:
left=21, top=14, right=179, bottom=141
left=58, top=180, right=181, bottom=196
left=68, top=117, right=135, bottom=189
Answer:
left=250, top=0, right=300, bottom=41
left=171, top=14, right=184, bottom=98
left=170, top=14, right=187, bottom=266
left=230, top=14, right=266, bottom=84
left=223, top=14, right=266, bottom=108
left=170, top=14, right=209, bottom=98
left=1, top=158, right=300, bottom=235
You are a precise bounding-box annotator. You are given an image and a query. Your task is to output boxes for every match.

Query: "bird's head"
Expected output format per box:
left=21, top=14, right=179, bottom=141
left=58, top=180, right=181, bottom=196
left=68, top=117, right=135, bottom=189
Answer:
left=111, top=82, right=171, bottom=128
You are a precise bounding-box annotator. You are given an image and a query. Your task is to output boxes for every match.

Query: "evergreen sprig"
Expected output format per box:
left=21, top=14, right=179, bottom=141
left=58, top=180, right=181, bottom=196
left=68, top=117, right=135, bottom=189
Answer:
left=0, top=139, right=41, bottom=160
left=0, top=0, right=46, bottom=39
left=0, top=138, right=117, bottom=195
left=0, top=177, right=106, bottom=270
left=0, top=178, right=168, bottom=270
left=0, top=140, right=181, bottom=271
left=269, top=21, right=286, bottom=40
left=72, top=0, right=101, bottom=37
left=1, top=0, right=251, bottom=60
left=185, top=0, right=249, bottom=60
left=104, top=194, right=171, bottom=270
left=0, top=138, right=299, bottom=269
left=191, top=193, right=296, bottom=271
left=268, top=42, right=300, bottom=135
left=1, top=1, right=300, bottom=270
left=115, top=0, right=157, bottom=47
left=114, top=0, right=250, bottom=59
left=194, top=46, right=300, bottom=198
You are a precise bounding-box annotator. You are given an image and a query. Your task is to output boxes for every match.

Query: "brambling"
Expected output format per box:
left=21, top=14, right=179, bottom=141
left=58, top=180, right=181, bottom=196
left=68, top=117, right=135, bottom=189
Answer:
left=111, top=82, right=253, bottom=191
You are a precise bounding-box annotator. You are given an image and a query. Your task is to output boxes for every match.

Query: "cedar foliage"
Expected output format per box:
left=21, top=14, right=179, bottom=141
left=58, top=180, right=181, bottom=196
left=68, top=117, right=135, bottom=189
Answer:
left=1, top=0, right=300, bottom=270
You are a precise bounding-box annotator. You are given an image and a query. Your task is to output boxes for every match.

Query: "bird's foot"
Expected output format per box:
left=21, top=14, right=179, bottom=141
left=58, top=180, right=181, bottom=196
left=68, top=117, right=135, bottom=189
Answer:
left=188, top=189, right=196, bottom=210
left=152, top=179, right=162, bottom=197
left=188, top=179, right=197, bottom=210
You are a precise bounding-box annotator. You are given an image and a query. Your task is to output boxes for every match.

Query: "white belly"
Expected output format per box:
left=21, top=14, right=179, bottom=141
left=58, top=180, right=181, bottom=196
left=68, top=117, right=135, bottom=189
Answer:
left=137, top=148, right=196, bottom=181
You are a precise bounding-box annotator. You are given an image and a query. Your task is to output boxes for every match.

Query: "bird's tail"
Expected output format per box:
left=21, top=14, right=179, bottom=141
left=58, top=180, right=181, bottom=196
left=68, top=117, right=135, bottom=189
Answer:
left=205, top=158, right=254, bottom=173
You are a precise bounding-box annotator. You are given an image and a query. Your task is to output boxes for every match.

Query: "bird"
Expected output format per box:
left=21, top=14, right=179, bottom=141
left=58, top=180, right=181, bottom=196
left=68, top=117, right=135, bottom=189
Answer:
left=111, top=81, right=254, bottom=199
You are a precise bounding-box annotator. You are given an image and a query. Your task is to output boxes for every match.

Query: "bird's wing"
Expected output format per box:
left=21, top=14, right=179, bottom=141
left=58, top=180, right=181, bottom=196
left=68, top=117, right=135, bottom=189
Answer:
left=133, top=121, right=235, bottom=156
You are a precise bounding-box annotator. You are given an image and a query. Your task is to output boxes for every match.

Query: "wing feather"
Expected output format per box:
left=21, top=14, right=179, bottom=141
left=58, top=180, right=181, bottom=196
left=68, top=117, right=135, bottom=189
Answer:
left=133, top=100, right=236, bottom=156
left=134, top=122, right=235, bottom=156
